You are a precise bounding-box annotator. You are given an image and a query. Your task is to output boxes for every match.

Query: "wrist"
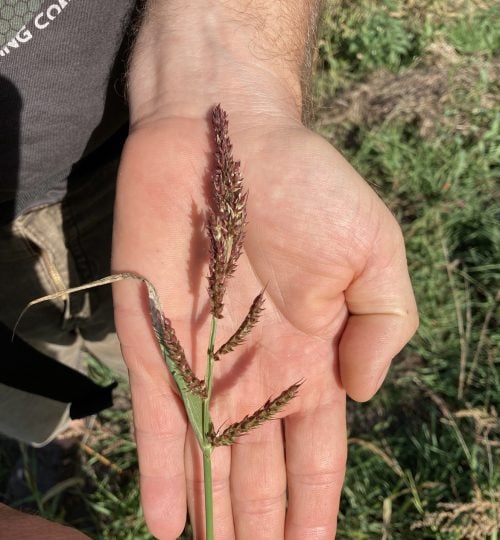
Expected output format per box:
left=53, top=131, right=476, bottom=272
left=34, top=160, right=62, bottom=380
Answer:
left=127, top=1, right=317, bottom=128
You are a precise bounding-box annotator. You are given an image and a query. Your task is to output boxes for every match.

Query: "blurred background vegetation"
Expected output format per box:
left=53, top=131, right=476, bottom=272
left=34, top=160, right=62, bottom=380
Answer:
left=1, top=0, right=498, bottom=538
left=316, top=1, right=499, bottom=538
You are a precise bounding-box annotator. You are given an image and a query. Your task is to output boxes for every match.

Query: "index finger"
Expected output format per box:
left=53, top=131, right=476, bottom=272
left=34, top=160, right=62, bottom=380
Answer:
left=113, top=280, right=188, bottom=539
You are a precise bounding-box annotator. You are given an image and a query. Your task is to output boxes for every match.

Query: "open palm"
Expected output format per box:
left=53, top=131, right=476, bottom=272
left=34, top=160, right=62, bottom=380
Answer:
left=112, top=117, right=417, bottom=539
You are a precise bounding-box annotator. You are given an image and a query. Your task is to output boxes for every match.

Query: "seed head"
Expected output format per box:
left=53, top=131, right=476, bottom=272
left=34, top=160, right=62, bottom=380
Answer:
left=207, top=104, right=248, bottom=318
left=215, top=289, right=266, bottom=359
left=150, top=301, right=206, bottom=397
left=209, top=382, right=302, bottom=446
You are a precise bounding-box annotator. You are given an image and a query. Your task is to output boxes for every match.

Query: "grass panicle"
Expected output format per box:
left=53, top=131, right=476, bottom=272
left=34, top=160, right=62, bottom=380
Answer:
left=201, top=105, right=300, bottom=537
left=207, top=104, right=248, bottom=318
left=209, top=382, right=302, bottom=447
left=202, top=106, right=300, bottom=537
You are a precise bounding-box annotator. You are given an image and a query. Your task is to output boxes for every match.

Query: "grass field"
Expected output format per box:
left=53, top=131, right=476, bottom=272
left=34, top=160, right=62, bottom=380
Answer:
left=1, top=1, right=498, bottom=538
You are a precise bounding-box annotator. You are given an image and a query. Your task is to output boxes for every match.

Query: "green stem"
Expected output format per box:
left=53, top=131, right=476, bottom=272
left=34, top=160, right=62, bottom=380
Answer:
left=202, top=315, right=218, bottom=538
left=203, top=316, right=218, bottom=438
left=203, top=447, right=214, bottom=539
left=205, top=315, right=218, bottom=400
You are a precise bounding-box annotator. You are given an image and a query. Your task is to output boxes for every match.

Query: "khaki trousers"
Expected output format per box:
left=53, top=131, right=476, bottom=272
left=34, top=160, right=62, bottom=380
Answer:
left=0, top=157, right=125, bottom=446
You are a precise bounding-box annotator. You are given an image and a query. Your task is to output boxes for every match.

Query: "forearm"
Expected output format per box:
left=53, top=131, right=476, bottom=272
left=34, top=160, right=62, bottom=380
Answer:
left=128, top=0, right=323, bottom=126
left=0, top=504, right=89, bottom=540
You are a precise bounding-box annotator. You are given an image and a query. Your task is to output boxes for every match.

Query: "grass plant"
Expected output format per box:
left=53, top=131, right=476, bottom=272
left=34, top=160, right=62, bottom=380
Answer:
left=146, top=104, right=300, bottom=537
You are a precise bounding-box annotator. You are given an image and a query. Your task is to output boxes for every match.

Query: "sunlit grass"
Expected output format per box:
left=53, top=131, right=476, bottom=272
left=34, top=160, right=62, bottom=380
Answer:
left=1, top=1, right=498, bottom=538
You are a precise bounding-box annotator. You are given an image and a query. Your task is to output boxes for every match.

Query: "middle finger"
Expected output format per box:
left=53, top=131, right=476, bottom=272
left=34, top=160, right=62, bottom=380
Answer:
left=230, top=419, right=287, bottom=539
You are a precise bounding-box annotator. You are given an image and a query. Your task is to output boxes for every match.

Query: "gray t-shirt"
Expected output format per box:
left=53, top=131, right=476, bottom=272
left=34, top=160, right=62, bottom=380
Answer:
left=0, top=0, right=137, bottom=223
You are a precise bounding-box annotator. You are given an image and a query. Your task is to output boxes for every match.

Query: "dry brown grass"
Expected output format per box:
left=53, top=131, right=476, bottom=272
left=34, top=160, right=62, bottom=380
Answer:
left=412, top=491, right=500, bottom=538
left=455, top=407, right=500, bottom=447
left=399, top=0, right=497, bottom=22
left=317, top=43, right=499, bottom=138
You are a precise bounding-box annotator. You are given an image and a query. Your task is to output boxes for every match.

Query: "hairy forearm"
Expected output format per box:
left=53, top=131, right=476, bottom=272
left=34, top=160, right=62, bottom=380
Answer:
left=128, top=0, right=323, bottom=125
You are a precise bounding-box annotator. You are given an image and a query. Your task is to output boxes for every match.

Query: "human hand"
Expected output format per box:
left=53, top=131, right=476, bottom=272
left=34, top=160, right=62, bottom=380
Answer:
left=112, top=2, right=417, bottom=537
left=111, top=112, right=418, bottom=538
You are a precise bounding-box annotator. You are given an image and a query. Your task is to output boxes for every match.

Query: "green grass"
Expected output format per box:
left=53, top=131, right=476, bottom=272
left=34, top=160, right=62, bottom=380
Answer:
left=317, top=1, right=499, bottom=537
left=315, top=0, right=500, bottom=95
left=1, top=1, right=499, bottom=538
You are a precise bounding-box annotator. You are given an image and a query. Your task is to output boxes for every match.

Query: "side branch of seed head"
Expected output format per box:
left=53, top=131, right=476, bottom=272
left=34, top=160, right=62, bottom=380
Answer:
left=150, top=301, right=206, bottom=398
left=215, top=289, right=266, bottom=360
left=209, top=382, right=302, bottom=446
left=161, top=316, right=207, bottom=397
left=207, top=104, right=248, bottom=318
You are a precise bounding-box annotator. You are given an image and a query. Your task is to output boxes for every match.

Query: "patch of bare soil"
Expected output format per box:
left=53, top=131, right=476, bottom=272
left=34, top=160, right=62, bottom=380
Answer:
left=318, top=42, right=499, bottom=139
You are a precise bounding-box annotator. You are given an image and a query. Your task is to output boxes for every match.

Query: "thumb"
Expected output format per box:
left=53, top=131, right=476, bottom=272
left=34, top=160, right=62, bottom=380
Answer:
left=339, top=222, right=418, bottom=402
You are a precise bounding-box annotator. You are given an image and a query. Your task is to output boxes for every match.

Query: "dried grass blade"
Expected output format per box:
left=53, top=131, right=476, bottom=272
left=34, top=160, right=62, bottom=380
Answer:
left=18, top=272, right=208, bottom=446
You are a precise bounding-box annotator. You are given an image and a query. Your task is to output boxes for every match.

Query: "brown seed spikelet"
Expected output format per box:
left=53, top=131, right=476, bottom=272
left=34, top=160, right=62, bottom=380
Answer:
left=215, top=289, right=266, bottom=360
left=161, top=317, right=207, bottom=397
left=150, top=302, right=206, bottom=397
left=207, top=104, right=248, bottom=318
left=211, top=104, right=248, bottom=242
left=209, top=382, right=302, bottom=446
left=207, top=213, right=228, bottom=319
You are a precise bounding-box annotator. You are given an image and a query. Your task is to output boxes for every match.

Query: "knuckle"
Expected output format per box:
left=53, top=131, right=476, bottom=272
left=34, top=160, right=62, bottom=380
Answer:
left=288, top=454, right=347, bottom=488
left=234, top=491, right=285, bottom=516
